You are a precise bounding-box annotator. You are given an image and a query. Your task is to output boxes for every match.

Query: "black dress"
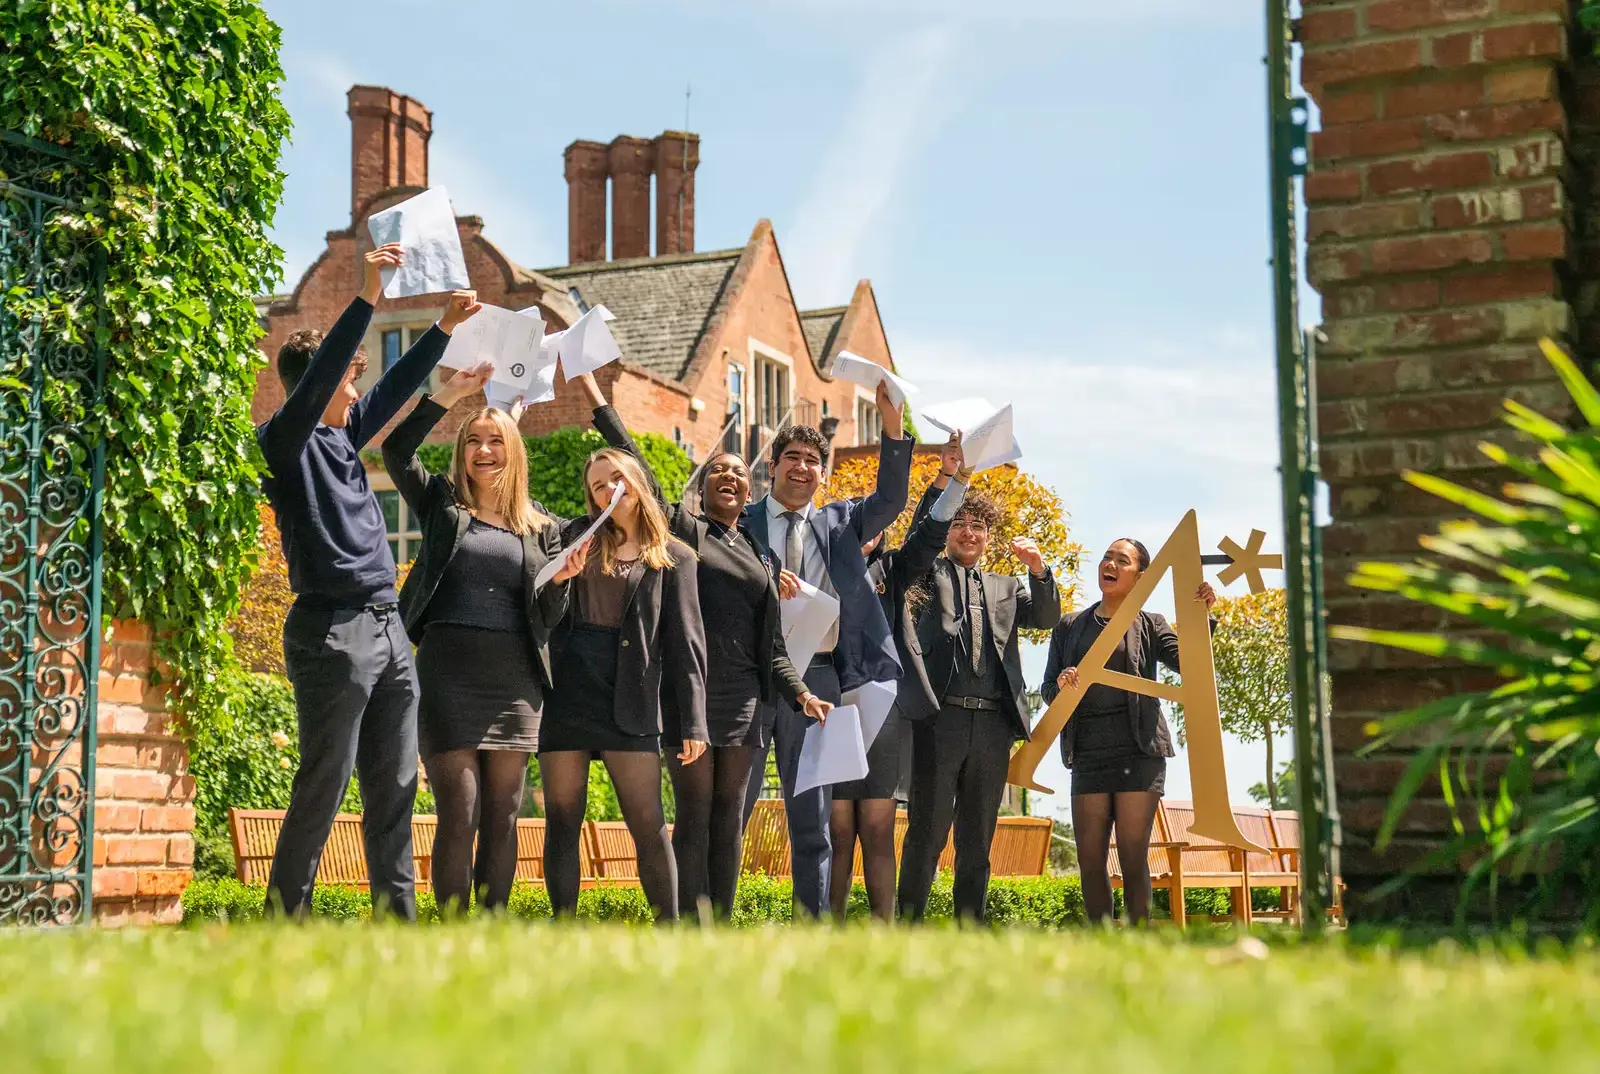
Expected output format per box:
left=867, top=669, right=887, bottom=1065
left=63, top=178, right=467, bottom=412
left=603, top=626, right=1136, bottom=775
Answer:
left=1062, top=612, right=1166, bottom=796
left=416, top=518, right=542, bottom=756
left=683, top=518, right=770, bottom=748
left=540, top=555, right=659, bottom=754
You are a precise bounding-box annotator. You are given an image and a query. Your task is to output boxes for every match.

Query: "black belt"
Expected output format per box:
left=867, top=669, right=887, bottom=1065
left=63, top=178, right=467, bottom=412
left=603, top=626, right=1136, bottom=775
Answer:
left=809, top=652, right=835, bottom=668
left=944, top=694, right=1001, bottom=711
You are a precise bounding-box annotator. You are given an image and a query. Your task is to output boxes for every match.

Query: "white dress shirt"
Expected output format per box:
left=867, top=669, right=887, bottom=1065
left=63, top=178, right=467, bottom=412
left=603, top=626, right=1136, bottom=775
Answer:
left=766, top=496, right=840, bottom=655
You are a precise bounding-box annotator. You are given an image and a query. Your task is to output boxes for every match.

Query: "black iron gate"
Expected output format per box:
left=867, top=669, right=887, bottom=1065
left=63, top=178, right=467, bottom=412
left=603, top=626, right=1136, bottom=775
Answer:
left=0, top=131, right=106, bottom=926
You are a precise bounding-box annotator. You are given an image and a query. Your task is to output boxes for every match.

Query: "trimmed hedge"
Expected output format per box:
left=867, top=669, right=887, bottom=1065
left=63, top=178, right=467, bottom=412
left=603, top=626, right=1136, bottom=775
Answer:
left=182, top=874, right=1284, bottom=927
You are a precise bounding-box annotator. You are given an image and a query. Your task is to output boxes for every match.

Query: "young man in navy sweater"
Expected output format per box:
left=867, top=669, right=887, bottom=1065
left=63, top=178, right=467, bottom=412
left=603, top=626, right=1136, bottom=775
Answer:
left=258, top=241, right=480, bottom=921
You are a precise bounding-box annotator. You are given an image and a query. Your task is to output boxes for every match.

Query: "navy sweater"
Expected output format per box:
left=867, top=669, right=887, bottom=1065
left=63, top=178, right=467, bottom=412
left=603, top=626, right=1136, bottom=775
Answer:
left=257, top=297, right=451, bottom=607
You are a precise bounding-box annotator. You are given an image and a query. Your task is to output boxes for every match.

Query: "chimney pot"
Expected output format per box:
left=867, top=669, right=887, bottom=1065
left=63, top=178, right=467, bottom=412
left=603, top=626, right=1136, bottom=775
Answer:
left=653, top=131, right=700, bottom=257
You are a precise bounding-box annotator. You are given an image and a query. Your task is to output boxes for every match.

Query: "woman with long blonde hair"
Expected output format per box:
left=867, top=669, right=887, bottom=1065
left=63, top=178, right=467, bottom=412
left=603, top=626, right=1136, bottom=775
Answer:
left=383, top=362, right=581, bottom=916
left=538, top=443, right=708, bottom=922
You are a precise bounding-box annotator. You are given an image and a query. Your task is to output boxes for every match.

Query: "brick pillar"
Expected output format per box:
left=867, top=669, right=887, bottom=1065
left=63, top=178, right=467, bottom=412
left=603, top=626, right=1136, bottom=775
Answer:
left=1299, top=1, right=1576, bottom=922
left=348, top=85, right=433, bottom=222
left=609, top=135, right=655, bottom=261
left=654, top=130, right=700, bottom=256
left=93, top=620, right=194, bottom=926
left=564, top=139, right=610, bottom=264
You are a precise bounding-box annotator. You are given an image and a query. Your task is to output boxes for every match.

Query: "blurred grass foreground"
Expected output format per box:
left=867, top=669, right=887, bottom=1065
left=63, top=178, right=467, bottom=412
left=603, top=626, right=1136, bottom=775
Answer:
left=4, top=924, right=1598, bottom=1073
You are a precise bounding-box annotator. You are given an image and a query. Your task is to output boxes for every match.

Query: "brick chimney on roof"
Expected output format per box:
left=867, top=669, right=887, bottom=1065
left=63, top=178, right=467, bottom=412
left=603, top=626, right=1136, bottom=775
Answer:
left=563, top=131, right=701, bottom=264
left=348, top=86, right=432, bottom=222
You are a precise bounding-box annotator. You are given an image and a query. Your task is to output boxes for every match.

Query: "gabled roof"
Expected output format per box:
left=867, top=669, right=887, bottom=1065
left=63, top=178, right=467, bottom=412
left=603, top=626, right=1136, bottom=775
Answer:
left=800, top=306, right=847, bottom=370
left=538, top=249, right=742, bottom=383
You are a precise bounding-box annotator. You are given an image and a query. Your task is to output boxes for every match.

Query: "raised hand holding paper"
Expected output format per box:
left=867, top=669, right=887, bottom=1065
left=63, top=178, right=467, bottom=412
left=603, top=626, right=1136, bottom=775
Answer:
left=534, top=482, right=626, bottom=591
left=920, top=397, right=1022, bottom=473
left=440, top=304, right=556, bottom=406
left=829, top=351, right=918, bottom=410
left=779, top=578, right=841, bottom=672
left=364, top=187, right=471, bottom=299
left=794, top=704, right=868, bottom=795
left=558, top=304, right=622, bottom=378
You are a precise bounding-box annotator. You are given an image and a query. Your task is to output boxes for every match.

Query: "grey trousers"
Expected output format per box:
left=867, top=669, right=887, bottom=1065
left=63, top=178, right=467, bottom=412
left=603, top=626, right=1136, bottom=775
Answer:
left=267, top=601, right=419, bottom=921
left=897, top=703, right=1014, bottom=923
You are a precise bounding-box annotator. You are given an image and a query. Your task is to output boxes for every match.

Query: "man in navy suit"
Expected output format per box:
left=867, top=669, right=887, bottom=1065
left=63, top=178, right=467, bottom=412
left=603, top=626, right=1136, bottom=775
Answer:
left=741, top=381, right=912, bottom=918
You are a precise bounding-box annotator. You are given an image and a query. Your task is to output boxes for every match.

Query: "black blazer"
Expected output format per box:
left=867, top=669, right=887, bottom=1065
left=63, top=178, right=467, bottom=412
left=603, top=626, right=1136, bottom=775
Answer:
left=1041, top=605, right=1197, bottom=768
left=553, top=517, right=710, bottom=743
left=869, top=482, right=955, bottom=718
left=382, top=396, right=567, bottom=690
left=590, top=404, right=805, bottom=710
left=912, top=556, right=1061, bottom=737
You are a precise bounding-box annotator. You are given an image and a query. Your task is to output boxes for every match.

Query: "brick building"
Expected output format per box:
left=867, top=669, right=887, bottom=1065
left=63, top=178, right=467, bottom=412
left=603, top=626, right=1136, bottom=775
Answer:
left=255, top=85, right=904, bottom=561
left=1298, top=0, right=1588, bottom=921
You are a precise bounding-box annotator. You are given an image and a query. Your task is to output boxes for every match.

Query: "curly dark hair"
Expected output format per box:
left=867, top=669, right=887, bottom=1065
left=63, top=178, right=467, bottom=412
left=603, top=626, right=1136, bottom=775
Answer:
left=952, top=490, right=1001, bottom=533
left=771, top=424, right=830, bottom=467
left=278, top=328, right=366, bottom=393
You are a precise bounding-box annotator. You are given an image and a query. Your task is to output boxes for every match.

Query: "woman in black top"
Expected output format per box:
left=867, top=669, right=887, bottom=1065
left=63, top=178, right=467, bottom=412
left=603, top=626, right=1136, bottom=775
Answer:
left=539, top=444, right=709, bottom=922
left=382, top=364, right=574, bottom=916
left=575, top=373, right=830, bottom=921
left=1041, top=537, right=1215, bottom=925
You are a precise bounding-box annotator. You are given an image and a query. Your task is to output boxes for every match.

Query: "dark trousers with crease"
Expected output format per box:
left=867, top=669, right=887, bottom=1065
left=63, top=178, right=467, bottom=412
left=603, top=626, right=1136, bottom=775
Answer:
left=897, top=702, right=1014, bottom=923
left=267, top=601, right=419, bottom=921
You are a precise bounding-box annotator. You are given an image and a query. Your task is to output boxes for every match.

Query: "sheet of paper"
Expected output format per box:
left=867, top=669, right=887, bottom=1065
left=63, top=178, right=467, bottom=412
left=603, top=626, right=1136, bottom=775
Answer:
left=365, top=187, right=471, bottom=299
left=829, top=351, right=918, bottom=410
left=440, top=304, right=554, bottom=398
left=557, top=304, right=622, bottom=378
left=794, top=704, right=868, bottom=795
left=779, top=578, right=841, bottom=672
left=533, top=483, right=625, bottom=591
left=842, top=680, right=898, bottom=752
left=920, top=397, right=1022, bottom=472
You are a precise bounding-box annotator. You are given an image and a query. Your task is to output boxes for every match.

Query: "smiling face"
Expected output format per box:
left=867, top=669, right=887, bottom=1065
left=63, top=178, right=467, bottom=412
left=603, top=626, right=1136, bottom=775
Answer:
left=462, top=416, right=508, bottom=494
left=1098, top=539, right=1145, bottom=599
left=585, top=456, right=640, bottom=527
left=772, top=441, right=823, bottom=509
left=946, top=514, right=991, bottom=568
left=702, top=453, right=751, bottom=516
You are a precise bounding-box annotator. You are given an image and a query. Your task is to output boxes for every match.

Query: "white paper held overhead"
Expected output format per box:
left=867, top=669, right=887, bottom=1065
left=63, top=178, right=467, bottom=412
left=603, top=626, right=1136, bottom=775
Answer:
left=440, top=305, right=555, bottom=401
left=557, top=304, right=622, bottom=378
left=842, top=681, right=898, bottom=752
left=794, top=705, right=868, bottom=795
left=533, top=482, right=625, bottom=591
left=365, top=187, right=471, bottom=300
left=779, top=579, right=841, bottom=673
left=920, top=397, right=1022, bottom=473
left=828, top=351, right=918, bottom=410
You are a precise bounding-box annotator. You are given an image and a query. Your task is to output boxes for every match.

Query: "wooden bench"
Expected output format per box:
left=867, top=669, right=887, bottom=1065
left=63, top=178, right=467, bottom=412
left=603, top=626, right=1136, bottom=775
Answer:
left=1106, top=800, right=1343, bottom=928
left=738, top=799, right=1052, bottom=879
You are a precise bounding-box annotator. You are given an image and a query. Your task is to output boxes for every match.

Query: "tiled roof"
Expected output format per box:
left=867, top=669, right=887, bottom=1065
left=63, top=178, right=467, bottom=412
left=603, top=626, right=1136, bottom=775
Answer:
left=800, top=306, right=846, bottom=369
left=539, top=249, right=742, bottom=382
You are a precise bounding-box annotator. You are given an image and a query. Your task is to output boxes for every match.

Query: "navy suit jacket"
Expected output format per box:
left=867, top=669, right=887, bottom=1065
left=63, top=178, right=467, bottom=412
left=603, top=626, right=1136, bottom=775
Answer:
left=743, top=434, right=914, bottom=696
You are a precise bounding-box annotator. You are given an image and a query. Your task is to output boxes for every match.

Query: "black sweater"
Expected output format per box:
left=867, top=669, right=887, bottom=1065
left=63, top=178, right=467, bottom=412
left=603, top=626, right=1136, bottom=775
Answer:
left=257, top=297, right=450, bottom=607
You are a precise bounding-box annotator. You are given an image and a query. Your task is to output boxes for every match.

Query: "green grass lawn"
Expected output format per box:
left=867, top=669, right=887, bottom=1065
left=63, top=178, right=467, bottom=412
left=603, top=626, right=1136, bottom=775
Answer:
left=3, top=925, right=1598, bottom=1072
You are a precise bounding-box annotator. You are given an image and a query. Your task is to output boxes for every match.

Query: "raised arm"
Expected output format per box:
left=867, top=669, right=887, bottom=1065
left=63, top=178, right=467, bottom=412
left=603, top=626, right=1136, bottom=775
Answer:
left=579, top=372, right=669, bottom=510
left=851, top=381, right=913, bottom=543
left=1152, top=585, right=1220, bottom=674
left=910, top=431, right=966, bottom=529
left=350, top=290, right=482, bottom=449
left=381, top=363, right=493, bottom=517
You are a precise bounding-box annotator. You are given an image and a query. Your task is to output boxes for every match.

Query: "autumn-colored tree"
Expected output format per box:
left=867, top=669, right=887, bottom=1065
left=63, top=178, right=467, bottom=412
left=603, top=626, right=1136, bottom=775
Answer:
left=818, top=452, right=1082, bottom=639
left=1166, top=588, right=1292, bottom=808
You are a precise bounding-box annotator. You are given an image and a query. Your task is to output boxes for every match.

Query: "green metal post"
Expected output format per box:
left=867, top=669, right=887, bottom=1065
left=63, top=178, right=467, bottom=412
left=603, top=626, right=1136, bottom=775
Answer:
left=1266, top=0, right=1340, bottom=933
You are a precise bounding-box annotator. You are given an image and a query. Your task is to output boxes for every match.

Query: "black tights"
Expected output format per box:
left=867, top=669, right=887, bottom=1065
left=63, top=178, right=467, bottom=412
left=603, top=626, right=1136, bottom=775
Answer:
left=540, top=750, right=677, bottom=921
left=425, top=748, right=530, bottom=917
left=1073, top=791, right=1162, bottom=925
left=667, top=745, right=757, bottom=923
left=828, top=798, right=897, bottom=923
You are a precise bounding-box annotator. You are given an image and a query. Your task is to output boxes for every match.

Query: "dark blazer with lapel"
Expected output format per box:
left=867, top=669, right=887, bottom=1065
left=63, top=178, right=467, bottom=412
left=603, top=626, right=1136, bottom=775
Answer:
left=868, top=482, right=954, bottom=716
left=1041, top=605, right=1190, bottom=768
left=382, top=396, right=567, bottom=690
left=741, top=432, right=915, bottom=696
left=590, top=404, right=805, bottom=712
left=553, top=516, right=710, bottom=743
left=912, top=553, right=1061, bottom=737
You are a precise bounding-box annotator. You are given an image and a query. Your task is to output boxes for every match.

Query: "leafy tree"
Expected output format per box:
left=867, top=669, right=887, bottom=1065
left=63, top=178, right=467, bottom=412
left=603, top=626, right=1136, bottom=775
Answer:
left=818, top=452, right=1082, bottom=639
left=1167, top=588, right=1292, bottom=808
left=1248, top=760, right=1297, bottom=810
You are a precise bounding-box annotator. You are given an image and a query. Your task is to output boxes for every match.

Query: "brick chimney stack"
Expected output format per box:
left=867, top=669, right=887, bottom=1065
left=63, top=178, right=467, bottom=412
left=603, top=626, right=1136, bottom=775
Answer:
left=563, top=130, right=700, bottom=264
left=347, top=86, right=432, bottom=222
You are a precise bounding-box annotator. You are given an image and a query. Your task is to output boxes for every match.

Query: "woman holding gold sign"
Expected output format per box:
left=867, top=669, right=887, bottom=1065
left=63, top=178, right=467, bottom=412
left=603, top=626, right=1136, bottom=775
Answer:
left=1041, top=538, right=1215, bottom=926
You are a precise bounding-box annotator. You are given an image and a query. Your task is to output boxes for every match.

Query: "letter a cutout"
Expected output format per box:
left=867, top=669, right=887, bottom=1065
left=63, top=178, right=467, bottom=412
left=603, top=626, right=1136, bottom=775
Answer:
left=1006, top=510, right=1269, bottom=855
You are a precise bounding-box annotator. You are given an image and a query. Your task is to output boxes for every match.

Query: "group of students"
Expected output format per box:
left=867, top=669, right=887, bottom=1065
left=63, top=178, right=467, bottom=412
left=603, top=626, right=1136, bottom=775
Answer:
left=258, top=247, right=1215, bottom=927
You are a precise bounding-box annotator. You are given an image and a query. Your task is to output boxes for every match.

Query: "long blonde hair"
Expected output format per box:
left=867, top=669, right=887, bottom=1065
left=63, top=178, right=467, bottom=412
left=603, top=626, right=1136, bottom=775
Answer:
left=449, top=407, right=549, bottom=535
left=583, top=448, right=685, bottom=572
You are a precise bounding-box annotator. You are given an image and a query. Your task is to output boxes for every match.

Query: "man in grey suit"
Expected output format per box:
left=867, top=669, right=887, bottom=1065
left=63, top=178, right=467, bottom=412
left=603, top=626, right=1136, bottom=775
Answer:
left=741, top=381, right=912, bottom=918
left=896, top=490, right=1061, bottom=923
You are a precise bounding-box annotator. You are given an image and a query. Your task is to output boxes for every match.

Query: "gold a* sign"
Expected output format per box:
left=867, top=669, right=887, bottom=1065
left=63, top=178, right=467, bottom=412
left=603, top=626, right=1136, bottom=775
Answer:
left=1005, top=510, right=1284, bottom=854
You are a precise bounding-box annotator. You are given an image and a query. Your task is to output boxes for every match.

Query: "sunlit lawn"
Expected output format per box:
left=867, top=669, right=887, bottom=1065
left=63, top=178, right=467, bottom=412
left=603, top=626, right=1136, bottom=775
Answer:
left=3, top=923, right=1597, bottom=1072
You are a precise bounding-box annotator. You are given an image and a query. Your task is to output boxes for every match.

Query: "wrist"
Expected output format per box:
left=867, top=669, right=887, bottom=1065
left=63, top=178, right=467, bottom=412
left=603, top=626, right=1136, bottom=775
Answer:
left=359, top=285, right=382, bottom=307
left=956, top=466, right=974, bottom=482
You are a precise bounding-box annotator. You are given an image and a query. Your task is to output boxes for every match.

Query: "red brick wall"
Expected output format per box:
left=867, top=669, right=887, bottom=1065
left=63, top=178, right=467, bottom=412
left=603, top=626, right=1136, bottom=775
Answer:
left=1299, top=0, right=1576, bottom=921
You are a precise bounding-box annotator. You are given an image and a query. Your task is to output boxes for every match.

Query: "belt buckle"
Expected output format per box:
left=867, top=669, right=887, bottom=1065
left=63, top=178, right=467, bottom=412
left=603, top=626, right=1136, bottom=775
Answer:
left=962, top=696, right=981, bottom=710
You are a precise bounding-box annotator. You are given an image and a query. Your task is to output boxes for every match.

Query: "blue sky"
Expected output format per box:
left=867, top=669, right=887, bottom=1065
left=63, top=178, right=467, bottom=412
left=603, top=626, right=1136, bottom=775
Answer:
left=261, top=0, right=1310, bottom=812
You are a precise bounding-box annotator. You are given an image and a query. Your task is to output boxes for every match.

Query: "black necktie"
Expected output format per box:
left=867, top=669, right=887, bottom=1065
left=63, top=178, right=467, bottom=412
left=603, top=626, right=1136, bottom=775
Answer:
left=965, top=566, right=985, bottom=676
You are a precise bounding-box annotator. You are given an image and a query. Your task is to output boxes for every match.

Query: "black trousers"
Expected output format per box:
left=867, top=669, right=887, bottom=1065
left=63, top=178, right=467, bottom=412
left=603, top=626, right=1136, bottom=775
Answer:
left=897, top=702, right=1014, bottom=923
left=267, top=601, right=419, bottom=921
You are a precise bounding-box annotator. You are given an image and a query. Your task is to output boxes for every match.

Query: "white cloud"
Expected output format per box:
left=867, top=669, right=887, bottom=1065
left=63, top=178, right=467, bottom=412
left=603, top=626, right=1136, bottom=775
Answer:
left=783, top=25, right=958, bottom=307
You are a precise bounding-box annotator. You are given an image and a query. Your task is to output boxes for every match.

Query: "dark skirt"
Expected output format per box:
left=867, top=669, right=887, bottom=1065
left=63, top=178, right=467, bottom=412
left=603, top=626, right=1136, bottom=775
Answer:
left=832, top=707, right=905, bottom=801
left=1070, top=755, right=1166, bottom=796
left=417, top=624, right=541, bottom=756
left=666, top=680, right=762, bottom=748
left=541, top=625, right=659, bottom=754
